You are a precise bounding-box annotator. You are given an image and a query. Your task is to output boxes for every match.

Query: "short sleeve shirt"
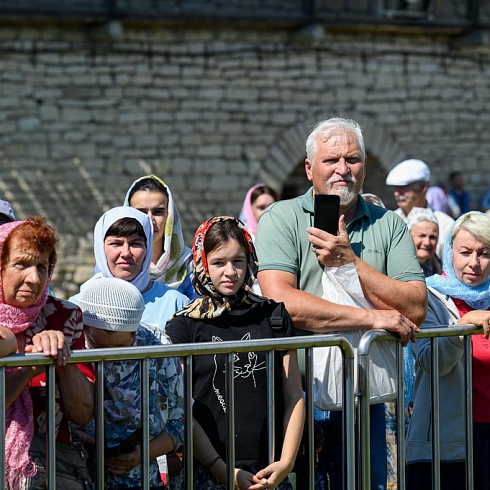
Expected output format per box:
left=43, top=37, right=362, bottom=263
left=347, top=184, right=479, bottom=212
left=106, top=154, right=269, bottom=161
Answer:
left=255, top=188, right=424, bottom=317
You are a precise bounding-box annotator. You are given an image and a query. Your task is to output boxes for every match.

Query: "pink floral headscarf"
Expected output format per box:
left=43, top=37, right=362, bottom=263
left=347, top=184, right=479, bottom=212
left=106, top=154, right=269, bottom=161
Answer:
left=0, top=220, right=56, bottom=489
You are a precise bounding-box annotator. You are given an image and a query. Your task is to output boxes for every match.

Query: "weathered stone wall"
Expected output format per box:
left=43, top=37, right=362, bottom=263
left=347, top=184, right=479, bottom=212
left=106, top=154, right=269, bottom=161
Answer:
left=0, top=16, right=489, bottom=297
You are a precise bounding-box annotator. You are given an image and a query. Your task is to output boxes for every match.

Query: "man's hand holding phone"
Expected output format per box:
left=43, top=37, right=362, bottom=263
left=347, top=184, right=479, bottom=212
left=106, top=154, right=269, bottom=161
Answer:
left=309, top=195, right=356, bottom=267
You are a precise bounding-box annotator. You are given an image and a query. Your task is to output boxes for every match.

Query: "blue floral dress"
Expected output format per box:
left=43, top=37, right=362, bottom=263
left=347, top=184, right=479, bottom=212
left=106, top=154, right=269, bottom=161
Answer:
left=84, top=324, right=184, bottom=488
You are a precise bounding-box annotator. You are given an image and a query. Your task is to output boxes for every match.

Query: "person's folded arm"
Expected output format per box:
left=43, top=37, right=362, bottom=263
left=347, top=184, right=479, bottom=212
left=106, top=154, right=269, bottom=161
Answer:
left=308, top=218, right=427, bottom=327
left=258, top=269, right=418, bottom=345
left=351, top=257, right=427, bottom=326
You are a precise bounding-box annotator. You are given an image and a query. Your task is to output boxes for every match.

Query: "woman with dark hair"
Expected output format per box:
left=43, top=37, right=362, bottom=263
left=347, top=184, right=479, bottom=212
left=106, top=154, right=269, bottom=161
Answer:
left=72, top=206, right=189, bottom=331
left=2, top=216, right=94, bottom=489
left=124, top=175, right=197, bottom=299
left=71, top=206, right=189, bottom=486
left=239, top=183, right=279, bottom=240
left=166, top=216, right=304, bottom=490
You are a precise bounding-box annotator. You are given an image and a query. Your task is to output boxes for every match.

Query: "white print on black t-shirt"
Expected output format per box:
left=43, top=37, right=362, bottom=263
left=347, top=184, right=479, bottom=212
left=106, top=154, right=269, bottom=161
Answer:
left=212, top=333, right=266, bottom=414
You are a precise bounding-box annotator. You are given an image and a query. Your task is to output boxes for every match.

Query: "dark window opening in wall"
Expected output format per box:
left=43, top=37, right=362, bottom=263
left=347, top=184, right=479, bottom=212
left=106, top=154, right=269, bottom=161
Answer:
left=382, top=0, right=434, bottom=18
left=280, top=160, right=310, bottom=201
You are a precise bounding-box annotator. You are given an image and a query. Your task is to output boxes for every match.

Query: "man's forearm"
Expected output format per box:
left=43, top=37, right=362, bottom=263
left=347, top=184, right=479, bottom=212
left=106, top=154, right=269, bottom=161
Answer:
left=259, top=274, right=376, bottom=332
left=353, top=257, right=427, bottom=325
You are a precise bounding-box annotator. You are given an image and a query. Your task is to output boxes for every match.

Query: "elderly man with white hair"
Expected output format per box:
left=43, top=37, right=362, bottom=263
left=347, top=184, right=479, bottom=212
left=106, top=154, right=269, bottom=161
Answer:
left=386, top=158, right=454, bottom=259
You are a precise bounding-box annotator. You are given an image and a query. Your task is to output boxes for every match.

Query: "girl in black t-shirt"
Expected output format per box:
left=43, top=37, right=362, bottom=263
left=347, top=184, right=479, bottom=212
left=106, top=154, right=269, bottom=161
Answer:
left=166, top=216, right=304, bottom=490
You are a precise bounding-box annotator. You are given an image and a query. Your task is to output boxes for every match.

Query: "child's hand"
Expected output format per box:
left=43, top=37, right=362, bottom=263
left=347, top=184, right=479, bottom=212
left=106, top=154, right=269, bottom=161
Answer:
left=235, top=467, right=267, bottom=489
left=250, top=460, right=292, bottom=489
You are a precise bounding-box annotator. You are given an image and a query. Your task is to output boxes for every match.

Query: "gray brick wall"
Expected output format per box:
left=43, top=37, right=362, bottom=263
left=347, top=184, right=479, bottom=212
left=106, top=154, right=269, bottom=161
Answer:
left=0, top=17, right=488, bottom=297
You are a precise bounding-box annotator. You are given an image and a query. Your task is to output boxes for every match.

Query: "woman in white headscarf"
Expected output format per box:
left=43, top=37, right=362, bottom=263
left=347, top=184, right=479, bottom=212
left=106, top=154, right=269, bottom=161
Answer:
left=407, top=207, right=442, bottom=277
left=72, top=206, right=189, bottom=331
left=124, top=175, right=197, bottom=299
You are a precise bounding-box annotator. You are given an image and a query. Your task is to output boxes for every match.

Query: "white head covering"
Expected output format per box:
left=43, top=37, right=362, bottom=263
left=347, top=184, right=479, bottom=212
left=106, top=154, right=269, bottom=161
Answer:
left=406, top=207, right=439, bottom=231
left=93, top=206, right=153, bottom=293
left=124, top=175, right=192, bottom=289
left=385, top=159, right=431, bottom=186
left=427, top=211, right=490, bottom=310
left=77, top=277, right=144, bottom=332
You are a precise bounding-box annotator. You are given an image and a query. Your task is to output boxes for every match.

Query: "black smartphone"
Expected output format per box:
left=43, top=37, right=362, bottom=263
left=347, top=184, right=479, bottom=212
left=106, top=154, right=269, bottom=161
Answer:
left=314, top=194, right=340, bottom=235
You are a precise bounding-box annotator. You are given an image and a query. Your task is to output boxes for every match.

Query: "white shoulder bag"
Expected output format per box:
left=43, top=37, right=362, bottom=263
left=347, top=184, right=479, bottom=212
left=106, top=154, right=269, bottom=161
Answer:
left=313, top=263, right=397, bottom=410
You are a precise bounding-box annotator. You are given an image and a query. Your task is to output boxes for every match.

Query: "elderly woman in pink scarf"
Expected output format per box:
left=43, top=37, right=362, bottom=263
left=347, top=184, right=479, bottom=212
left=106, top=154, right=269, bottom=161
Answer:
left=2, top=217, right=94, bottom=489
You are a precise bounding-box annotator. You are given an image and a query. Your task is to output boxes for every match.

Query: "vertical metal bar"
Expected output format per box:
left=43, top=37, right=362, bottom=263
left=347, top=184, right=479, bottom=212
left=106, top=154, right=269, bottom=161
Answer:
left=397, top=342, right=406, bottom=490
left=343, top=344, right=356, bottom=490
left=303, top=0, right=315, bottom=22
left=106, top=0, right=117, bottom=18
left=140, top=358, right=150, bottom=490
left=184, top=355, right=194, bottom=490
left=95, top=360, right=105, bottom=489
left=266, top=350, right=275, bottom=465
left=0, top=366, right=5, bottom=490
left=464, top=334, right=474, bottom=490
left=358, top=350, right=371, bottom=490
left=46, top=364, right=56, bottom=490
left=372, top=0, right=383, bottom=16
left=305, top=346, right=315, bottom=489
left=467, top=0, right=480, bottom=26
left=225, top=352, right=235, bottom=489
left=430, top=337, right=441, bottom=490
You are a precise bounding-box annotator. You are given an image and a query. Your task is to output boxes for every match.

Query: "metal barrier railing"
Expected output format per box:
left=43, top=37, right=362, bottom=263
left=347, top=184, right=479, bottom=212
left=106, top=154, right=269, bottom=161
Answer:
left=0, top=333, right=355, bottom=490
left=358, top=324, right=480, bottom=490
left=0, top=324, right=481, bottom=490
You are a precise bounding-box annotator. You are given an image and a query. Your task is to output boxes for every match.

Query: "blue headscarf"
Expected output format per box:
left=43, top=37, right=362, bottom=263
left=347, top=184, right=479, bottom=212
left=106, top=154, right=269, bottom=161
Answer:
left=93, top=206, right=154, bottom=293
left=427, top=211, right=490, bottom=310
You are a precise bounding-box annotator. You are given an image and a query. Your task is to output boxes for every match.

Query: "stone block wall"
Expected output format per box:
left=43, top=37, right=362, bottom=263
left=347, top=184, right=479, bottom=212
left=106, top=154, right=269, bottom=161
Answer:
left=0, top=16, right=488, bottom=297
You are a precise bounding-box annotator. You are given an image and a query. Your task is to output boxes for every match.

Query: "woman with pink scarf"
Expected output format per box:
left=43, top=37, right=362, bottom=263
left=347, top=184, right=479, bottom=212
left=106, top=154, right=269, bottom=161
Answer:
left=239, top=183, right=279, bottom=241
left=1, top=217, right=94, bottom=489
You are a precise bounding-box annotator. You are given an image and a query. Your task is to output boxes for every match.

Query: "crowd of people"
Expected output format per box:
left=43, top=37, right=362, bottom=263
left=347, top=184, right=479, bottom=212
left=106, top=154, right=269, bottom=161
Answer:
left=0, top=117, right=489, bottom=490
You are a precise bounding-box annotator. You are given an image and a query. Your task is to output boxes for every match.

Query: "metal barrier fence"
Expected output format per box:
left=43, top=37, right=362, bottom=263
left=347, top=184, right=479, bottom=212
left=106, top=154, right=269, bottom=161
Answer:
left=358, top=324, right=479, bottom=490
left=0, top=325, right=480, bottom=489
left=0, top=334, right=355, bottom=490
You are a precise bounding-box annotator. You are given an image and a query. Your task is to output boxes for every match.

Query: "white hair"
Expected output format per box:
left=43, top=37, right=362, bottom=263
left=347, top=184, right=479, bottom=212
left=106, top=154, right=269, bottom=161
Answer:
left=306, top=117, right=366, bottom=162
